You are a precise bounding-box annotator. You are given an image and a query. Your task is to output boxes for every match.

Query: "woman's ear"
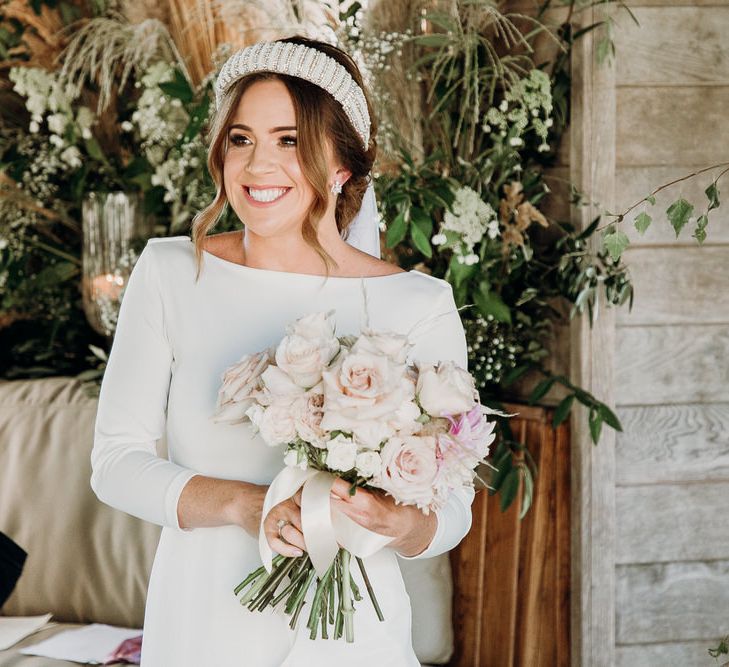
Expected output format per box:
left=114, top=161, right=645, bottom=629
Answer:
left=335, top=167, right=352, bottom=186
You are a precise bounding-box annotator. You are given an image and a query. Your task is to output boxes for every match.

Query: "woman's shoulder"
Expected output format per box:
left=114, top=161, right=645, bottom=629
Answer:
left=140, top=236, right=196, bottom=283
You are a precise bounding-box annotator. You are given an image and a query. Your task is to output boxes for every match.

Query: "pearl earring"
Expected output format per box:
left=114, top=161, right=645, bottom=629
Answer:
left=330, top=181, right=342, bottom=195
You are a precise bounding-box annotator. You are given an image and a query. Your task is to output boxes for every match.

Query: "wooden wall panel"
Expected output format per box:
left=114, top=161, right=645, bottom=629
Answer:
left=616, top=404, right=729, bottom=484
left=616, top=166, right=729, bottom=245
left=614, top=324, right=729, bottom=406
left=615, top=560, right=729, bottom=644
left=615, top=482, right=729, bottom=564
left=616, top=247, right=729, bottom=325
left=614, top=7, right=729, bottom=86
left=616, top=86, right=729, bottom=166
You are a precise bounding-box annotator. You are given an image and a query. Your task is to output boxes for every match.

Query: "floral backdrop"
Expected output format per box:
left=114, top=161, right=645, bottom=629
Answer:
left=1, top=0, right=722, bottom=510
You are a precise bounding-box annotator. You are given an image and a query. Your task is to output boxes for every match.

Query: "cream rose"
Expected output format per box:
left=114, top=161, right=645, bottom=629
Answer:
left=321, top=350, right=413, bottom=448
left=259, top=366, right=305, bottom=405
left=352, top=330, right=411, bottom=364
left=374, top=435, right=439, bottom=510
left=416, top=361, right=477, bottom=417
left=325, top=434, right=357, bottom=472
left=248, top=403, right=297, bottom=447
left=212, top=351, right=270, bottom=424
left=275, top=312, right=340, bottom=388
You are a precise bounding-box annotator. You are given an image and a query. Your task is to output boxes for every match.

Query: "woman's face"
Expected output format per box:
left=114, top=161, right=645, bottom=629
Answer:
left=223, top=78, right=323, bottom=240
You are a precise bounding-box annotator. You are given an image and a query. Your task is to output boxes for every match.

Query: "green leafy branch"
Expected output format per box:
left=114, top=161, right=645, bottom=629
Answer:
left=600, top=162, right=729, bottom=261
left=485, top=411, right=537, bottom=518
left=503, top=361, right=622, bottom=444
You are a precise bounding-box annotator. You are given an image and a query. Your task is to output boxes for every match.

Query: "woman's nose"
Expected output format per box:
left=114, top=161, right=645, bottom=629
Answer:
left=245, top=143, right=276, bottom=175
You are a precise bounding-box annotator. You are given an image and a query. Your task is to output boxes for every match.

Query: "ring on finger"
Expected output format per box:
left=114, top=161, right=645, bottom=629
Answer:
left=276, top=518, right=293, bottom=542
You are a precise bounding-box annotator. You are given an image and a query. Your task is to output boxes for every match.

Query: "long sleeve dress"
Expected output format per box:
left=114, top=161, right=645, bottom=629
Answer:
left=90, top=236, right=474, bottom=667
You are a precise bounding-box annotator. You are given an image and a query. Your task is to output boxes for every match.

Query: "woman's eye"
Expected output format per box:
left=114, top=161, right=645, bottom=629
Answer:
left=229, top=134, right=250, bottom=146
left=280, top=135, right=297, bottom=147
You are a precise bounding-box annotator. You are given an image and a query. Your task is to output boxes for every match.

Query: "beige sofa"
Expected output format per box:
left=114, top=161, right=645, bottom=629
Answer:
left=0, top=377, right=454, bottom=666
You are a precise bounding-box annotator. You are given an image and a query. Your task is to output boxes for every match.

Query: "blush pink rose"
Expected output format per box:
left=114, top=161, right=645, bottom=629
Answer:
left=374, top=435, right=439, bottom=511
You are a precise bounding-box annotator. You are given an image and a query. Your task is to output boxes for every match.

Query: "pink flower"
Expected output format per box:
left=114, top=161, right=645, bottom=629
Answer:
left=447, top=405, right=497, bottom=463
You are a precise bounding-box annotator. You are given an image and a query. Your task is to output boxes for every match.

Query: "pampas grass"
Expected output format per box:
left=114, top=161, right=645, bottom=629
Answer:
left=57, top=13, right=188, bottom=112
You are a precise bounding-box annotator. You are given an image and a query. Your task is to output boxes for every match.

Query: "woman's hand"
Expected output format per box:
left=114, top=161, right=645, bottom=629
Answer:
left=262, top=489, right=307, bottom=558
left=328, top=478, right=437, bottom=557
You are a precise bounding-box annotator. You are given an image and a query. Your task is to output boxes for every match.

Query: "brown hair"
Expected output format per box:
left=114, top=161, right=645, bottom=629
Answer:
left=190, top=35, right=378, bottom=280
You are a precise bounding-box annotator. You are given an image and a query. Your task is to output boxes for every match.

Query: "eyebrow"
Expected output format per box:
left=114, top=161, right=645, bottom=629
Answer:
left=228, top=123, right=297, bottom=133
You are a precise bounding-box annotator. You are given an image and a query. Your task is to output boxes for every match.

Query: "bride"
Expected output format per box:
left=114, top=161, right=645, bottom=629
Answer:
left=91, top=35, right=474, bottom=666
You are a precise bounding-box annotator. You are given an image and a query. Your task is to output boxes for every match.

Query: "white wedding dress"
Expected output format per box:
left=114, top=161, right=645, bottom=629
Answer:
left=91, top=236, right=474, bottom=666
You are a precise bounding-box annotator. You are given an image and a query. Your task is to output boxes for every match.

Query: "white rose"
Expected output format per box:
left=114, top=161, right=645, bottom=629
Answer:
left=352, top=330, right=411, bottom=364
left=288, top=310, right=337, bottom=341
left=416, top=361, right=477, bottom=417
left=254, top=404, right=298, bottom=447
left=355, top=450, right=382, bottom=478
left=259, top=365, right=305, bottom=405
left=325, top=434, right=357, bottom=472
left=212, top=351, right=270, bottom=424
left=275, top=314, right=340, bottom=388
left=387, top=399, right=422, bottom=436
left=284, top=448, right=308, bottom=470
left=374, top=435, right=439, bottom=510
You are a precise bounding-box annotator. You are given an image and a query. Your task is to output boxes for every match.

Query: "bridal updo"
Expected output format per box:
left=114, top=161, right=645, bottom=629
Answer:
left=191, top=35, right=379, bottom=278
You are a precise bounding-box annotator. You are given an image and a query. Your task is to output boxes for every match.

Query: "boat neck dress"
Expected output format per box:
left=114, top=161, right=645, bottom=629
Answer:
left=90, top=236, right=474, bottom=667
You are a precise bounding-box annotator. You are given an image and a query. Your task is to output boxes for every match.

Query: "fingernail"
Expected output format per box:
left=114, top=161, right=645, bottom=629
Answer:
left=293, top=549, right=304, bottom=557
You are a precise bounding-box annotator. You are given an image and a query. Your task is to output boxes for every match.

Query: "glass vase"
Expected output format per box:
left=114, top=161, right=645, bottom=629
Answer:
left=81, top=191, right=152, bottom=337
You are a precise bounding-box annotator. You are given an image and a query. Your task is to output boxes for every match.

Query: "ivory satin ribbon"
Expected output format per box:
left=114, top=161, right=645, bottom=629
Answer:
left=258, top=467, right=394, bottom=577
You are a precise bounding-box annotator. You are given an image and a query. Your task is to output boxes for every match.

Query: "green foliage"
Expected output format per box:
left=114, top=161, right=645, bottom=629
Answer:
left=603, top=226, right=629, bottom=261
left=633, top=211, right=652, bottom=235
left=708, top=636, right=728, bottom=659
left=666, top=198, right=694, bottom=238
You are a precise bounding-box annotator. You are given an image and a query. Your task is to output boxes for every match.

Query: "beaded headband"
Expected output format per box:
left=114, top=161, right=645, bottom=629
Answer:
left=215, top=41, right=371, bottom=150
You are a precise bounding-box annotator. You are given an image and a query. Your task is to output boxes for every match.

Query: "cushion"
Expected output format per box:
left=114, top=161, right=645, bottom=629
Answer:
left=0, top=377, right=453, bottom=663
left=0, top=378, right=159, bottom=627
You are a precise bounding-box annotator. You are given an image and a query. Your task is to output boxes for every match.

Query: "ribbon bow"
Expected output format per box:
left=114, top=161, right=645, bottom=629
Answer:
left=258, top=467, right=394, bottom=577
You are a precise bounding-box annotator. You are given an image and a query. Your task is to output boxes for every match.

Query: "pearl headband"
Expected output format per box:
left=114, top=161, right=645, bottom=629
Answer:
left=214, top=41, right=371, bottom=150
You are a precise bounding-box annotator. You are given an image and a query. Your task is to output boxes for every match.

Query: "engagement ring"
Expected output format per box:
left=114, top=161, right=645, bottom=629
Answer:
left=276, top=518, right=292, bottom=542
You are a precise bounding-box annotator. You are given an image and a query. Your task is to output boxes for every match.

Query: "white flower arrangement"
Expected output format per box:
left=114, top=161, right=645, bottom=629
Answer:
left=432, top=185, right=500, bottom=264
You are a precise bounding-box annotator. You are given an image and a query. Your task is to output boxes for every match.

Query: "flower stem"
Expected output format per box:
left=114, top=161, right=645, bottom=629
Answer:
left=340, top=549, right=355, bottom=643
left=356, top=556, right=385, bottom=622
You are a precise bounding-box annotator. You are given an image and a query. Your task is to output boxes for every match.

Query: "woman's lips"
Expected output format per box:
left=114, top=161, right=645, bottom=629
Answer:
left=242, top=186, right=292, bottom=208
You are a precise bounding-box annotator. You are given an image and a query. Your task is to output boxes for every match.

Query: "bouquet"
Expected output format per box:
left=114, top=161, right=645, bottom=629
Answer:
left=212, top=310, right=500, bottom=642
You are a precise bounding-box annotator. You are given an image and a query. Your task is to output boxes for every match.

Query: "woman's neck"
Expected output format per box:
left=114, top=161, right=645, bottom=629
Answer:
left=241, top=222, right=354, bottom=275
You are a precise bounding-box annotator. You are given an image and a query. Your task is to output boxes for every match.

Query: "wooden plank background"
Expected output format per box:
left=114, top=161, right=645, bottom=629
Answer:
left=610, top=4, right=729, bottom=664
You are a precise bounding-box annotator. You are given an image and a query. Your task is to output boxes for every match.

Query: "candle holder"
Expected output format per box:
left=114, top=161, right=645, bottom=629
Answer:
left=81, top=192, right=152, bottom=337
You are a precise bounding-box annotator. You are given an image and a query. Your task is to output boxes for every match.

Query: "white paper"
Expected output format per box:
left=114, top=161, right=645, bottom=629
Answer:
left=18, top=623, right=142, bottom=664
left=0, top=614, right=53, bottom=650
